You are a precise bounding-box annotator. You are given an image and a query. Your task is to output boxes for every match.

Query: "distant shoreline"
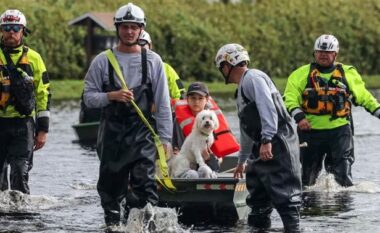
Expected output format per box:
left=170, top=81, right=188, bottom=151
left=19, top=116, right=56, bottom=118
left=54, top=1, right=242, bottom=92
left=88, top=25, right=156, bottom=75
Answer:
left=51, top=76, right=380, bottom=101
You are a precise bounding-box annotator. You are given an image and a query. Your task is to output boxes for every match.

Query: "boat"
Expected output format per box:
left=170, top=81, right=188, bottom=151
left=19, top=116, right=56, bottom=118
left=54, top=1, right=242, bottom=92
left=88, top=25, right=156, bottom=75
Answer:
left=72, top=108, right=249, bottom=225
left=157, top=174, right=248, bottom=225
left=72, top=121, right=99, bottom=144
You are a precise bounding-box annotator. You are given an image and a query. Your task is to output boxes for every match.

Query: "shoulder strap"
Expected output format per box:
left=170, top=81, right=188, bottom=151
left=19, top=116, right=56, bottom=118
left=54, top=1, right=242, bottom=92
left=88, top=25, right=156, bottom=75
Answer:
left=240, top=70, right=251, bottom=104
left=240, top=85, right=250, bottom=104
left=106, top=48, right=148, bottom=87
left=2, top=46, right=28, bottom=69
left=105, top=49, right=128, bottom=89
left=141, top=47, right=147, bottom=84
left=335, top=63, right=350, bottom=91
left=306, top=62, right=318, bottom=88
left=108, top=56, right=115, bottom=88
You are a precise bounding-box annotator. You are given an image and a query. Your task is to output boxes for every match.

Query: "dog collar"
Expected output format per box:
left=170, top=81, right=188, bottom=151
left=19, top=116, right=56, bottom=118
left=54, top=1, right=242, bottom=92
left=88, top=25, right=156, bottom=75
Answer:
left=200, top=131, right=211, bottom=137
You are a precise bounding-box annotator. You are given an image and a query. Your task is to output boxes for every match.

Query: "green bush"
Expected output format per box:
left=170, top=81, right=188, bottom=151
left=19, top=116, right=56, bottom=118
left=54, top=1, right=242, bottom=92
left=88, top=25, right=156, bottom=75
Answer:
left=2, top=0, right=380, bottom=81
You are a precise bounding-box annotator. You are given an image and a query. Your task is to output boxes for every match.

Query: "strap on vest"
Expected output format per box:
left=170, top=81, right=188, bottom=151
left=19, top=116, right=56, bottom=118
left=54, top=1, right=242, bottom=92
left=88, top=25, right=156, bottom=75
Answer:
left=105, top=49, right=176, bottom=192
left=3, top=46, right=28, bottom=68
left=305, top=63, right=351, bottom=120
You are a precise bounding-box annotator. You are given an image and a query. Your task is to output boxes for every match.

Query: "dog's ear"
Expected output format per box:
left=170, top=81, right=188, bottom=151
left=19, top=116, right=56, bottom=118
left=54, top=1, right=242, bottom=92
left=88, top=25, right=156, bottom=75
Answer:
left=193, top=111, right=202, bottom=130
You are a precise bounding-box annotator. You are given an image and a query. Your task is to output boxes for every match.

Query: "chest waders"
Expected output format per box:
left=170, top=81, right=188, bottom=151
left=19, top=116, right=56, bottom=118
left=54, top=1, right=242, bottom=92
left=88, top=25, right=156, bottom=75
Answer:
left=239, top=80, right=302, bottom=232
left=105, top=49, right=175, bottom=192
left=97, top=49, right=174, bottom=226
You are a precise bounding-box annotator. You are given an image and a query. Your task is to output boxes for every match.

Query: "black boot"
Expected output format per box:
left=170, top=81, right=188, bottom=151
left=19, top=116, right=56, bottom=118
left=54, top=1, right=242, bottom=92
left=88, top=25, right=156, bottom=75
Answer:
left=333, top=159, right=354, bottom=187
left=247, top=206, right=273, bottom=229
left=104, top=209, right=120, bottom=227
left=278, top=206, right=300, bottom=233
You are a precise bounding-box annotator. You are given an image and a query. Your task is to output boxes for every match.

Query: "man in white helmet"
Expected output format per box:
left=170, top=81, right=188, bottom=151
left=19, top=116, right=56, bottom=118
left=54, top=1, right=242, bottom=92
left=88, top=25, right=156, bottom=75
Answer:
left=83, top=3, right=172, bottom=227
left=215, top=43, right=302, bottom=232
left=0, top=9, right=50, bottom=194
left=284, top=34, right=380, bottom=187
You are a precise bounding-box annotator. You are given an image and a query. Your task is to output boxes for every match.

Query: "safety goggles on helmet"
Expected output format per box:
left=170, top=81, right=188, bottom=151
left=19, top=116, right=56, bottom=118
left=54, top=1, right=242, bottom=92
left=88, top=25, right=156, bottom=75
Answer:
left=0, top=9, right=27, bottom=27
left=314, top=34, right=339, bottom=53
left=114, top=3, right=146, bottom=27
left=2, top=24, right=22, bottom=33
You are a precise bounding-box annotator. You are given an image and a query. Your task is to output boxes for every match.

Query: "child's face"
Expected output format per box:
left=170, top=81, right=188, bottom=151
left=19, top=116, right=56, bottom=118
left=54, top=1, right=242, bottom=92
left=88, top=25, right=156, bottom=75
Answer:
left=187, top=93, right=208, bottom=115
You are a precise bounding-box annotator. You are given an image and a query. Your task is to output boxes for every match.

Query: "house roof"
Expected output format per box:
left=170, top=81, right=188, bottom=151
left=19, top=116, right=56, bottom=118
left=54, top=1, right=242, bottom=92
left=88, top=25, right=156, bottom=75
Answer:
left=68, top=12, right=115, bottom=31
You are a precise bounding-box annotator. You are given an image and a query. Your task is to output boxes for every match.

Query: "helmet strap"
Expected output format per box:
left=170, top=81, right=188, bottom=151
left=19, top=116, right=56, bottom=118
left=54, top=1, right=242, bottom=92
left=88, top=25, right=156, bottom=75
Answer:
left=219, top=64, right=234, bottom=84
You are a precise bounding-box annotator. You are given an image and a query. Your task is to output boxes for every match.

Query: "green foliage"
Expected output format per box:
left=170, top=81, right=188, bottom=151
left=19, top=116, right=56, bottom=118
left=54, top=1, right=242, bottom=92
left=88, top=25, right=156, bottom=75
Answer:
left=2, top=0, right=380, bottom=81
left=50, top=79, right=83, bottom=100
left=49, top=75, right=380, bottom=100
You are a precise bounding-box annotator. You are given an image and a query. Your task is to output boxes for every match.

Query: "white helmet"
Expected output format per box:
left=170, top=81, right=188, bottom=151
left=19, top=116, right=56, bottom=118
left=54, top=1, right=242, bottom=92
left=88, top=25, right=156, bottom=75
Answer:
left=314, top=34, right=339, bottom=53
left=139, top=31, right=151, bottom=45
left=215, top=43, right=250, bottom=68
left=0, top=9, right=27, bottom=27
left=114, top=3, right=146, bottom=26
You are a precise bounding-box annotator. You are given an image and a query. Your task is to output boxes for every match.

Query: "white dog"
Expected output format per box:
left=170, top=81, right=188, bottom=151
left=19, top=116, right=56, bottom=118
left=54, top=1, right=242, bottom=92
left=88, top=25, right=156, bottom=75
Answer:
left=169, top=109, right=219, bottom=179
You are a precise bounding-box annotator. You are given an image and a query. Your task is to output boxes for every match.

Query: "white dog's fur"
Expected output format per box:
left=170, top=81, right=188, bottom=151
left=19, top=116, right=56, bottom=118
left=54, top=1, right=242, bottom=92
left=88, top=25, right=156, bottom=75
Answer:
left=169, top=109, right=219, bottom=179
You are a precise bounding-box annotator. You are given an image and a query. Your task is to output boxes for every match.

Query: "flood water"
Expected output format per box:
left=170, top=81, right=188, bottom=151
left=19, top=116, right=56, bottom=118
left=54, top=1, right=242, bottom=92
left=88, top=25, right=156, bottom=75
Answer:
left=0, top=91, right=380, bottom=233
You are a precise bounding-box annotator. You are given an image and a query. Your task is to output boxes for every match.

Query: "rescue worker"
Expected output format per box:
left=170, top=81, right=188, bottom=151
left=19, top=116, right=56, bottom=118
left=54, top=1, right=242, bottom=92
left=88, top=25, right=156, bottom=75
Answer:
left=83, top=3, right=172, bottom=227
left=139, top=31, right=185, bottom=100
left=78, top=31, right=185, bottom=124
left=215, top=43, right=302, bottom=232
left=0, top=9, right=50, bottom=194
left=284, top=34, right=380, bottom=187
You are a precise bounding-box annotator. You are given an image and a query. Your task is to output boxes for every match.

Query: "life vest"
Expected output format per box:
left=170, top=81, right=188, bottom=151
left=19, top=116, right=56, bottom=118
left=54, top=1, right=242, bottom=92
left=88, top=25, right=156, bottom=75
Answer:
left=0, top=68, right=11, bottom=110
left=0, top=46, right=35, bottom=115
left=302, top=63, right=351, bottom=119
left=173, top=97, right=240, bottom=158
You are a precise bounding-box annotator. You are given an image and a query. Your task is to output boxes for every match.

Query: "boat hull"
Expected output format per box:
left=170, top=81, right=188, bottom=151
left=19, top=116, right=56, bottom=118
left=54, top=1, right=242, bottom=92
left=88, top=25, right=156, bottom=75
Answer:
left=157, top=176, right=249, bottom=225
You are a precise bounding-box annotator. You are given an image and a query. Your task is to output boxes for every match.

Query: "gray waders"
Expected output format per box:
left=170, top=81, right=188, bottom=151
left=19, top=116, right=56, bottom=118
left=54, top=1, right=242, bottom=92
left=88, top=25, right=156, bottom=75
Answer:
left=240, top=91, right=302, bottom=233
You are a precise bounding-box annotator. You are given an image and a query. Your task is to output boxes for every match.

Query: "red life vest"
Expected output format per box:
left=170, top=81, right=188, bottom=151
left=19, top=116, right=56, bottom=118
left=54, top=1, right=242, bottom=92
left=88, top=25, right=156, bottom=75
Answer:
left=173, top=97, right=240, bottom=158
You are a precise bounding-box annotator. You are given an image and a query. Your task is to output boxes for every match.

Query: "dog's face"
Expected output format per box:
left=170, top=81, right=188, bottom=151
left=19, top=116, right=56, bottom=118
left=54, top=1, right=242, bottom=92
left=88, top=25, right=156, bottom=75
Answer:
left=194, top=109, right=219, bottom=135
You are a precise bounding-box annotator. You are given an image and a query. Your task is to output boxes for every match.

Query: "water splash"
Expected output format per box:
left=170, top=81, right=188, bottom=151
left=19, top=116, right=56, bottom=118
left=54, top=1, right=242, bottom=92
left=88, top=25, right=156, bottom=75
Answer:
left=345, top=181, right=380, bottom=193
left=0, top=190, right=78, bottom=213
left=0, top=190, right=31, bottom=211
left=108, top=203, right=190, bottom=233
left=305, top=174, right=380, bottom=193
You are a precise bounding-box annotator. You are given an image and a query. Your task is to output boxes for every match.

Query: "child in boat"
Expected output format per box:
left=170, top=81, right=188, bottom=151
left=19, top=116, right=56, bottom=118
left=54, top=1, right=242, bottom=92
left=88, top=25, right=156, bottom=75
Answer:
left=171, top=82, right=221, bottom=177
